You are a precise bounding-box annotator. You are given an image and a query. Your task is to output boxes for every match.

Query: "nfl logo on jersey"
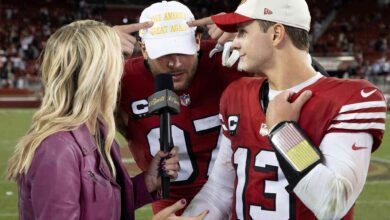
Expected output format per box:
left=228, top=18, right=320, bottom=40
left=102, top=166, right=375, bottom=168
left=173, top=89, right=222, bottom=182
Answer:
left=259, top=123, right=269, bottom=136
left=180, top=94, right=191, bottom=106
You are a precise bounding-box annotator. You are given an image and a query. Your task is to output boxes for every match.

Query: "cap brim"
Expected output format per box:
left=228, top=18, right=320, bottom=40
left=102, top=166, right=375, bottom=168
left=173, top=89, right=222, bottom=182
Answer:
left=144, top=34, right=197, bottom=59
left=211, top=13, right=253, bottom=33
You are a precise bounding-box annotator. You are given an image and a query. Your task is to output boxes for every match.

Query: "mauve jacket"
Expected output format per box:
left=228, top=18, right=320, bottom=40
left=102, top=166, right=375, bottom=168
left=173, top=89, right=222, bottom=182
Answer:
left=18, top=123, right=157, bottom=220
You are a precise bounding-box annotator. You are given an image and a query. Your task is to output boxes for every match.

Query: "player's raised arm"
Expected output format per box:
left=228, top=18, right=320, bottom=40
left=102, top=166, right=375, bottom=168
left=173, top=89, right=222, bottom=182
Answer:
left=189, top=15, right=237, bottom=51
left=113, top=21, right=153, bottom=56
left=187, top=16, right=215, bottom=27
left=189, top=14, right=235, bottom=43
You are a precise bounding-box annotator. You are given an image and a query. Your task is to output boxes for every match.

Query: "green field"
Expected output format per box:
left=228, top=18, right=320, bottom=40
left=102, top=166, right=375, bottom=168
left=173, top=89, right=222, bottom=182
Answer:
left=0, top=109, right=389, bottom=219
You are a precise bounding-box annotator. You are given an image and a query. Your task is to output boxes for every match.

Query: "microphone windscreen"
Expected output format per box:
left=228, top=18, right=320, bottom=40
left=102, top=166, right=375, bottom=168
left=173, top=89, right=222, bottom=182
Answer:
left=154, top=73, right=173, bottom=92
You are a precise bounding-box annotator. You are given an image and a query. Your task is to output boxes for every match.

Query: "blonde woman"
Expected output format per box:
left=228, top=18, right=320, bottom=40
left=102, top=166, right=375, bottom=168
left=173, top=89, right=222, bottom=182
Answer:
left=6, top=20, right=181, bottom=220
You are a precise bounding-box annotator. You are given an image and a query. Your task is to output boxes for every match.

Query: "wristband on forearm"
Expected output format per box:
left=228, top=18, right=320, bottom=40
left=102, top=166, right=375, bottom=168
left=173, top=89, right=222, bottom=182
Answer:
left=269, top=121, right=322, bottom=190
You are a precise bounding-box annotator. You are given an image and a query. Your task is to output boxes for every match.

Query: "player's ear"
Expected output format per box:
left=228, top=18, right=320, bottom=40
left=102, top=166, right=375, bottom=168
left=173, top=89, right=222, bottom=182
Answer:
left=272, top=24, right=285, bottom=46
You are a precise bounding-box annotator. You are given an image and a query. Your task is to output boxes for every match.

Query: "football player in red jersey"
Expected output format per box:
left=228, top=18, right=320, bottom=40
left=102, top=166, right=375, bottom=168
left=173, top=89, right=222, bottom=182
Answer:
left=183, top=0, right=387, bottom=219
left=114, top=0, right=326, bottom=216
left=114, top=1, right=244, bottom=214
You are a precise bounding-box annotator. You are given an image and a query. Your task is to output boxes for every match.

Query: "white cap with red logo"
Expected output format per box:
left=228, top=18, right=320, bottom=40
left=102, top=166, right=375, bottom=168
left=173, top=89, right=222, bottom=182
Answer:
left=139, top=1, right=197, bottom=59
left=212, top=0, right=311, bottom=33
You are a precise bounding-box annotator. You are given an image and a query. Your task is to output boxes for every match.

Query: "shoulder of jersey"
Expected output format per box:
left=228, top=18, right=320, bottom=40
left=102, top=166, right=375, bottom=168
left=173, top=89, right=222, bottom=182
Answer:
left=323, top=77, right=386, bottom=151
left=321, top=77, right=376, bottom=88
left=228, top=77, right=265, bottom=90
left=315, top=77, right=382, bottom=99
left=222, top=77, right=265, bottom=98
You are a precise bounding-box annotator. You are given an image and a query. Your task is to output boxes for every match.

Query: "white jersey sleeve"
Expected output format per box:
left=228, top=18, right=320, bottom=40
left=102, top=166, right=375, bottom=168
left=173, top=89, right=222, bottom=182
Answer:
left=183, top=134, right=235, bottom=219
left=294, top=132, right=373, bottom=220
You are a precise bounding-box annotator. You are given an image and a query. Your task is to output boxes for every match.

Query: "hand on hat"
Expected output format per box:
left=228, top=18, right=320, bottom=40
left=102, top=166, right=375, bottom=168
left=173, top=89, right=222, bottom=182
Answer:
left=187, top=16, right=214, bottom=27
left=113, top=21, right=153, bottom=57
left=207, top=24, right=236, bottom=45
left=188, top=14, right=236, bottom=45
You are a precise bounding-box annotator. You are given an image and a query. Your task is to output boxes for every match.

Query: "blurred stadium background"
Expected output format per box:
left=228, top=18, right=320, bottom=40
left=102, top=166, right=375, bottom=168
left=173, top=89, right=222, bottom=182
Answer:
left=0, top=0, right=389, bottom=219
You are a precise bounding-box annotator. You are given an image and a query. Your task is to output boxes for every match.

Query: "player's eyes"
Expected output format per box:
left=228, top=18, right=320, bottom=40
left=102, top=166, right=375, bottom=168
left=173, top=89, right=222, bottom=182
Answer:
left=237, top=29, right=246, bottom=37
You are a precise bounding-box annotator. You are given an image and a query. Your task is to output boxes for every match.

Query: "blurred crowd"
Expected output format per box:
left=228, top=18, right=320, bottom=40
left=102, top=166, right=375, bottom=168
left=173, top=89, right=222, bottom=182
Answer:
left=0, top=0, right=389, bottom=90
left=0, top=0, right=105, bottom=89
left=310, top=0, right=390, bottom=83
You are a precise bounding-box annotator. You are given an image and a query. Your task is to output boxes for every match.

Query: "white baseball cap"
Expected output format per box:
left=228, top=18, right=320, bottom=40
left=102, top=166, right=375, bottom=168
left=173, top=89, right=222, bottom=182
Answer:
left=212, top=0, right=311, bottom=32
left=139, top=1, right=197, bottom=59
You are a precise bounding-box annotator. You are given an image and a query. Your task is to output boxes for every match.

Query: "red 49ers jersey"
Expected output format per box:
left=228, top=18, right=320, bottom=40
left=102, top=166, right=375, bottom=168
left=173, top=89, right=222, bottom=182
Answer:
left=219, top=77, right=386, bottom=220
left=120, top=41, right=242, bottom=212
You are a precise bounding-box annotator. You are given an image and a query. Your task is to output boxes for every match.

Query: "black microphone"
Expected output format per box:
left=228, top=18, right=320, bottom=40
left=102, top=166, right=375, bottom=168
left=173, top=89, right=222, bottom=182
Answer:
left=148, top=73, right=180, bottom=199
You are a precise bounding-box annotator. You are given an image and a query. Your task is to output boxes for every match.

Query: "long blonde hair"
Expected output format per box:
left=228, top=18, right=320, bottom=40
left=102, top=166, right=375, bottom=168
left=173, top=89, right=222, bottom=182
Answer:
left=7, top=20, right=123, bottom=180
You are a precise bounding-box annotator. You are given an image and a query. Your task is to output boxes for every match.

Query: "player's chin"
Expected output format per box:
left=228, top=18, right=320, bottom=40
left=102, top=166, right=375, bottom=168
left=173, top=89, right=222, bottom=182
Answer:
left=173, top=81, right=189, bottom=91
left=241, top=63, right=260, bottom=77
